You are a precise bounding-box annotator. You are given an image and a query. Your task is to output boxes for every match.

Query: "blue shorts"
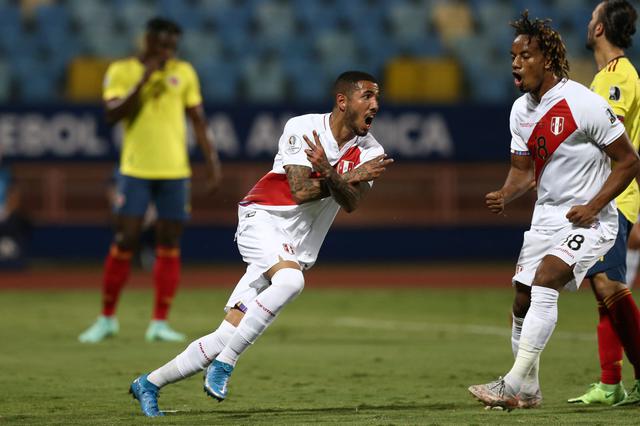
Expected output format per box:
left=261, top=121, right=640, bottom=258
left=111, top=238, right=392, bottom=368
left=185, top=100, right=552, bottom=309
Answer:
left=586, top=210, right=631, bottom=283
left=115, top=174, right=191, bottom=222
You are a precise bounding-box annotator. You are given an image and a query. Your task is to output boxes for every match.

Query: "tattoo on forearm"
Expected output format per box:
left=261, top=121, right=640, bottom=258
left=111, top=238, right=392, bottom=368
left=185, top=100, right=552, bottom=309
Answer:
left=286, top=165, right=330, bottom=203
left=325, top=169, right=363, bottom=211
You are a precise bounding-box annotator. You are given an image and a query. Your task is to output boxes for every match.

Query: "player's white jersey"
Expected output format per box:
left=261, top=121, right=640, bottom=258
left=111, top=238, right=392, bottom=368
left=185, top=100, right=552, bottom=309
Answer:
left=238, top=112, right=384, bottom=264
left=510, top=78, right=625, bottom=229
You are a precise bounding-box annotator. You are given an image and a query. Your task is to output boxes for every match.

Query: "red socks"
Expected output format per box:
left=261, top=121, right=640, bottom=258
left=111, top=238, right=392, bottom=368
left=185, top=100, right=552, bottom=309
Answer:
left=603, top=288, right=640, bottom=380
left=152, top=246, right=181, bottom=320
left=597, top=301, right=623, bottom=384
left=101, top=244, right=132, bottom=316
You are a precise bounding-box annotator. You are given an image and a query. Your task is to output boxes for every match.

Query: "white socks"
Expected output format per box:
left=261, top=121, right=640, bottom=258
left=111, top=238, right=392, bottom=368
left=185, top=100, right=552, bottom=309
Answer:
left=511, top=314, right=540, bottom=395
left=147, top=320, right=236, bottom=387
left=505, top=286, right=558, bottom=394
left=217, top=268, right=305, bottom=366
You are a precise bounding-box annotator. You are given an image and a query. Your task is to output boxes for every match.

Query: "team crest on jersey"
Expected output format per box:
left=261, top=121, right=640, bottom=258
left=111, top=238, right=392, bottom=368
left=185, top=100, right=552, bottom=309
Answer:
left=550, top=116, right=564, bottom=136
left=167, top=75, right=179, bottom=86
left=609, top=85, right=621, bottom=101
left=286, top=135, right=302, bottom=154
left=337, top=160, right=354, bottom=174
left=282, top=243, right=295, bottom=255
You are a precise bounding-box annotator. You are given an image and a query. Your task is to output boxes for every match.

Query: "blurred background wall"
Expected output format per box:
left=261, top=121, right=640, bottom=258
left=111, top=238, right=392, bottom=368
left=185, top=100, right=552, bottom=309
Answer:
left=0, top=0, right=617, bottom=266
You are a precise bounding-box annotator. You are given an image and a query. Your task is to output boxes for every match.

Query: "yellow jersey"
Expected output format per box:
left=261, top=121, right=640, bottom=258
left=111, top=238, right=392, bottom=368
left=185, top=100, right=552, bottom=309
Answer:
left=591, top=56, right=640, bottom=223
left=103, top=57, right=203, bottom=179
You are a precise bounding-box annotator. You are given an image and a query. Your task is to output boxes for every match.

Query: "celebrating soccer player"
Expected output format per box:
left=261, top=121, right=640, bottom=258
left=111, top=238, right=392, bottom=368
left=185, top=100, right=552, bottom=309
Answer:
left=468, top=11, right=640, bottom=410
left=128, top=71, right=393, bottom=417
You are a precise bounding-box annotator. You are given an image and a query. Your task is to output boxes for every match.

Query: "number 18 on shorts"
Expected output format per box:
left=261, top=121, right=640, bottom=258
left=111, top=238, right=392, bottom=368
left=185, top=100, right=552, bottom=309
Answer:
left=513, top=222, right=617, bottom=291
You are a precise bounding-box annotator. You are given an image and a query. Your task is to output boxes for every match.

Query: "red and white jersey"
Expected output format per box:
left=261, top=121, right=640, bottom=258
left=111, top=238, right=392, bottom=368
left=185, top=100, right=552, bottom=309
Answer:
left=510, top=79, right=625, bottom=229
left=239, top=112, right=384, bottom=264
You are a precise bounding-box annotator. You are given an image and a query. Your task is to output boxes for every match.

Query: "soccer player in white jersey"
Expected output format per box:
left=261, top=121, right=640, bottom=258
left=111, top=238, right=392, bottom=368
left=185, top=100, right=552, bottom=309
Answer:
left=127, top=71, right=394, bottom=417
left=468, top=12, right=640, bottom=410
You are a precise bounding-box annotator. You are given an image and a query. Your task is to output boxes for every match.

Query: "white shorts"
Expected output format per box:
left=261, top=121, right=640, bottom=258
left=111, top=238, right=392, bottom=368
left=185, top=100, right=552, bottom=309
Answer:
left=513, top=222, right=617, bottom=291
left=225, top=205, right=300, bottom=310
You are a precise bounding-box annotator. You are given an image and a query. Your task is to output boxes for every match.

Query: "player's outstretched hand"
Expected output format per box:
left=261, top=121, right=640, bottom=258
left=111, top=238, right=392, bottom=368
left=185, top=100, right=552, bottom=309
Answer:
left=485, top=190, right=505, bottom=214
left=566, top=205, right=598, bottom=227
left=345, top=154, right=394, bottom=184
left=304, top=131, right=332, bottom=177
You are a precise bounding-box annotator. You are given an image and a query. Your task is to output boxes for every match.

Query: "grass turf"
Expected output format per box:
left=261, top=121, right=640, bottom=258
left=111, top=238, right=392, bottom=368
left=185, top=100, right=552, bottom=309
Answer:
left=1, top=287, right=639, bottom=424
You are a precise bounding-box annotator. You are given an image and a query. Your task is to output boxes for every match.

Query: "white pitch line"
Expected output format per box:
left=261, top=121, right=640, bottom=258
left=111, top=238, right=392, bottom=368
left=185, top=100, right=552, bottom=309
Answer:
left=333, top=317, right=595, bottom=342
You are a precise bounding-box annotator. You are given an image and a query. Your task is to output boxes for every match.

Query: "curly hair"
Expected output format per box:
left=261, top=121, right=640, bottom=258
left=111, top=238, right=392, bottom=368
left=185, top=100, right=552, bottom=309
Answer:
left=511, top=10, right=569, bottom=79
left=600, top=0, right=637, bottom=49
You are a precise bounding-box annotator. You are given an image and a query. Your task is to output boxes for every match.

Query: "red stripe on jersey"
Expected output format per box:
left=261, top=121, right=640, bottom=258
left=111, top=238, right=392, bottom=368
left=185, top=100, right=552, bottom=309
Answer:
left=240, top=172, right=297, bottom=206
left=336, top=145, right=362, bottom=174
left=526, top=99, right=578, bottom=182
left=240, top=146, right=363, bottom=206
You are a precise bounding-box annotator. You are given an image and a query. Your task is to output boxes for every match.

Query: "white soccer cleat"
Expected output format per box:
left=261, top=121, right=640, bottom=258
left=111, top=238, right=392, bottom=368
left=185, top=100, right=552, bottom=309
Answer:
left=517, top=389, right=542, bottom=409
left=468, top=377, right=519, bottom=411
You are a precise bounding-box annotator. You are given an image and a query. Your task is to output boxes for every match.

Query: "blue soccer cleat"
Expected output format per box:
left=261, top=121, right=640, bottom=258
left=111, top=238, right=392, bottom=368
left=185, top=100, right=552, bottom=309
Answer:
left=129, top=374, right=164, bottom=417
left=204, top=360, right=234, bottom=401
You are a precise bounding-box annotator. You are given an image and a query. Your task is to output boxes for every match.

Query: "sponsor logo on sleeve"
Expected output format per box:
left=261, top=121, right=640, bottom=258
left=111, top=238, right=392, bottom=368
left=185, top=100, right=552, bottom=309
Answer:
left=609, top=85, right=621, bottom=101
left=606, top=108, right=617, bottom=124
left=286, top=135, right=302, bottom=154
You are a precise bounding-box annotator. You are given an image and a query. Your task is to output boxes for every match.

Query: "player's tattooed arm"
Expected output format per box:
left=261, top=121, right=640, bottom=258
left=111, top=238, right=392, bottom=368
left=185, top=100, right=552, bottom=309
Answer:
left=341, top=154, right=393, bottom=184
left=303, top=131, right=392, bottom=213
left=285, top=165, right=330, bottom=204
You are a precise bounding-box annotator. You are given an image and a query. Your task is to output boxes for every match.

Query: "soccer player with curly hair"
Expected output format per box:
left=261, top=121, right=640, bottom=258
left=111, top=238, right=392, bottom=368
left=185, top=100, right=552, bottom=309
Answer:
left=468, top=11, right=640, bottom=410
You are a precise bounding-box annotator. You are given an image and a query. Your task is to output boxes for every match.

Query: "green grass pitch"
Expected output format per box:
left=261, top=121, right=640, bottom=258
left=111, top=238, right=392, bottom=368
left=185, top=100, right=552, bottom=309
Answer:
left=1, top=287, right=639, bottom=424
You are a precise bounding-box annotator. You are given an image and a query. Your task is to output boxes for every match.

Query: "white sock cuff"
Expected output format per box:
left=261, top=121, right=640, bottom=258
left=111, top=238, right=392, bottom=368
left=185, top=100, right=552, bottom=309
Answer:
left=271, top=268, right=305, bottom=292
left=512, top=314, right=524, bottom=326
left=219, top=319, right=237, bottom=334
left=531, top=286, right=559, bottom=303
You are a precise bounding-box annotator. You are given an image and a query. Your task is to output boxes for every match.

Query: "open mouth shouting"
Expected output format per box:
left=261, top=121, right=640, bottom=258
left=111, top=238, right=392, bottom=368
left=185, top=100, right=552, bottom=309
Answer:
left=364, top=113, right=375, bottom=131
left=513, top=71, right=524, bottom=90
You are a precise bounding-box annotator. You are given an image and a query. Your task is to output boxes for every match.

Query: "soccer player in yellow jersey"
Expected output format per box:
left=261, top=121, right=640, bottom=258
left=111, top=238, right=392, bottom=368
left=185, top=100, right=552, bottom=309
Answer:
left=568, top=0, right=640, bottom=406
left=79, top=17, right=222, bottom=343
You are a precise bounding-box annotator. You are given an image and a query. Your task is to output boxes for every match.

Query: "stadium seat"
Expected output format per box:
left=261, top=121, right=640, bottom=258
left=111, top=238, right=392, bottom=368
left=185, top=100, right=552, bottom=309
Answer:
left=65, top=57, right=112, bottom=102
left=196, top=60, right=240, bottom=103
left=14, top=56, right=59, bottom=102
left=385, top=57, right=462, bottom=103
left=241, top=52, right=288, bottom=103
left=253, top=0, right=297, bottom=42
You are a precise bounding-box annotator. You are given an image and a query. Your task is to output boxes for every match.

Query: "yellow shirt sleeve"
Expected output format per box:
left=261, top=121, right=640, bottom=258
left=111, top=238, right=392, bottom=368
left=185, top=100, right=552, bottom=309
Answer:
left=591, top=66, right=634, bottom=119
left=102, top=62, right=131, bottom=101
left=183, top=63, right=203, bottom=108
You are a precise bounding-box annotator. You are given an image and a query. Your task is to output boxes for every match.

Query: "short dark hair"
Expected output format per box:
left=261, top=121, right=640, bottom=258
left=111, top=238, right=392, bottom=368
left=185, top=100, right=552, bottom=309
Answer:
left=146, top=17, right=182, bottom=36
left=511, top=11, right=570, bottom=79
left=333, top=71, right=378, bottom=98
left=600, top=0, right=637, bottom=49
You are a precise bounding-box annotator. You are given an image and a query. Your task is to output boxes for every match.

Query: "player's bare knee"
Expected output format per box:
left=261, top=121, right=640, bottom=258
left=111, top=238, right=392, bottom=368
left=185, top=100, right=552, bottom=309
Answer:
left=591, top=273, right=625, bottom=299
left=113, top=233, right=138, bottom=252
left=532, top=257, right=571, bottom=290
left=512, top=295, right=530, bottom=318
left=224, top=307, right=245, bottom=327
left=512, top=282, right=531, bottom=317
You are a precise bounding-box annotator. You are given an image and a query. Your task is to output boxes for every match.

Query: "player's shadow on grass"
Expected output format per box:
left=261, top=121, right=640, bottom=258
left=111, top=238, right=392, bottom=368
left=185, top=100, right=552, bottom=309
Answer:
left=180, top=402, right=456, bottom=418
